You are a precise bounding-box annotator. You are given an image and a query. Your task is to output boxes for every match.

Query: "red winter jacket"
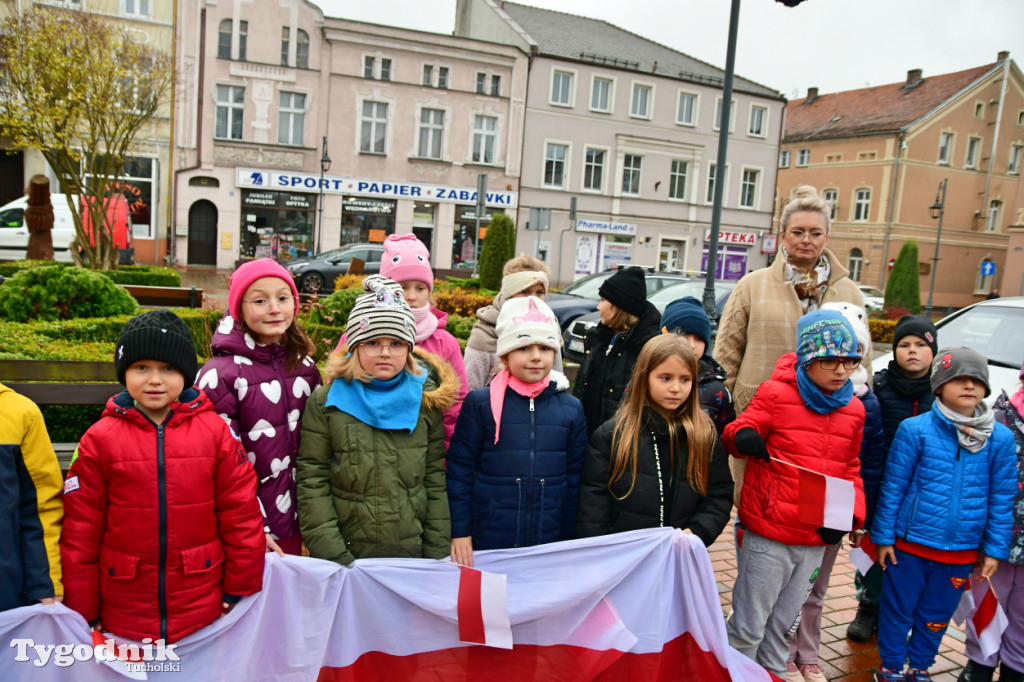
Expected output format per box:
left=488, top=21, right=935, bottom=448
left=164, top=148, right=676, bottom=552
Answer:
left=61, top=388, right=265, bottom=643
left=723, top=353, right=866, bottom=546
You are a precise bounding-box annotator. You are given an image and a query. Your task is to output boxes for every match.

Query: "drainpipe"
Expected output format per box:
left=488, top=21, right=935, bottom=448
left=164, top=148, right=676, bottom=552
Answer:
left=980, top=57, right=1009, bottom=223
left=879, top=130, right=905, bottom=290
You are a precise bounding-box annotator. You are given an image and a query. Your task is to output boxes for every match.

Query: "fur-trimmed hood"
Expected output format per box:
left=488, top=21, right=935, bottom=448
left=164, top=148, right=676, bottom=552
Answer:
left=325, top=344, right=460, bottom=414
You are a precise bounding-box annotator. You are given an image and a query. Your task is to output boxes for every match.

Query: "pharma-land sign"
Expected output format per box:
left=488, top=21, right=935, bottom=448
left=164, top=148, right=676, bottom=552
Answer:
left=237, top=169, right=517, bottom=208
left=576, top=218, right=638, bottom=236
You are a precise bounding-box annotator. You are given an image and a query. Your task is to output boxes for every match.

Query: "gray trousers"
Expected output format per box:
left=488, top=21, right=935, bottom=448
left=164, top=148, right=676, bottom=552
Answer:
left=788, top=541, right=842, bottom=665
left=727, top=530, right=825, bottom=675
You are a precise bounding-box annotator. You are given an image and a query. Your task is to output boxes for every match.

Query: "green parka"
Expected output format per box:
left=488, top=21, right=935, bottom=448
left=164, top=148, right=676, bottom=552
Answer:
left=297, top=348, right=459, bottom=565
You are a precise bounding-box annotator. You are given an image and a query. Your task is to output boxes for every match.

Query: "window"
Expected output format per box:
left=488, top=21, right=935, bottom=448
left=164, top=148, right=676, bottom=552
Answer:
left=364, top=56, right=375, bottom=79
left=714, top=97, right=735, bottom=131
left=630, top=84, right=651, bottom=118
left=551, top=71, right=573, bottom=106
left=490, top=75, right=501, bottom=96
left=938, top=132, right=953, bottom=164
left=848, top=248, right=863, bottom=282
left=669, top=160, right=688, bottom=200
left=622, top=154, right=642, bottom=195
left=778, top=150, right=790, bottom=168
left=238, top=21, right=248, bottom=61
left=123, top=0, right=150, bottom=17
left=422, top=65, right=433, bottom=86
left=591, top=77, right=612, bottom=113
left=476, top=73, right=486, bottom=94
left=438, top=67, right=449, bottom=89
left=740, top=169, right=759, bottom=208
left=1010, top=145, right=1023, bottom=174
left=218, top=19, right=232, bottom=59
left=823, top=188, right=838, bottom=219
left=965, top=137, right=981, bottom=169
left=974, top=102, right=985, bottom=119
left=1019, top=110, right=1024, bottom=126
left=543, top=143, right=568, bottom=188
left=380, top=59, right=391, bottom=81
left=976, top=259, right=997, bottom=292
left=214, top=85, right=244, bottom=140
left=277, top=92, right=305, bottom=145
left=472, top=115, right=497, bottom=164
left=748, top=105, right=767, bottom=137
left=281, top=28, right=289, bottom=66
left=418, top=108, right=444, bottom=159
left=583, top=149, right=605, bottom=192
left=854, top=151, right=872, bottom=161
left=706, top=163, right=721, bottom=204
left=987, top=200, right=1002, bottom=232
left=676, top=91, right=697, bottom=126
left=853, top=188, right=871, bottom=221
left=360, top=101, right=387, bottom=154
left=796, top=149, right=810, bottom=166
left=296, top=30, right=309, bottom=68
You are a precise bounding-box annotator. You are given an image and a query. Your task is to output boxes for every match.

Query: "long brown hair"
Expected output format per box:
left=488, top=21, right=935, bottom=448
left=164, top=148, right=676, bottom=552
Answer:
left=608, top=335, right=717, bottom=499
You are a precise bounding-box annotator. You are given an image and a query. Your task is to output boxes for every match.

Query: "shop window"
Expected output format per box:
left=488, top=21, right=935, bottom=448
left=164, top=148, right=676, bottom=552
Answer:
left=240, top=190, right=315, bottom=260
left=215, top=85, right=244, bottom=140
left=703, top=245, right=748, bottom=281
left=86, top=155, right=155, bottom=239
left=453, top=208, right=504, bottom=268
left=341, top=197, right=395, bottom=246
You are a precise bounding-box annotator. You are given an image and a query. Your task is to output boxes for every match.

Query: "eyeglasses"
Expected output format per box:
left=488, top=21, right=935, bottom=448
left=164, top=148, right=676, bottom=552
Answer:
left=817, top=358, right=861, bottom=371
left=244, top=296, right=296, bottom=313
left=786, top=229, right=828, bottom=241
left=361, top=340, right=409, bottom=357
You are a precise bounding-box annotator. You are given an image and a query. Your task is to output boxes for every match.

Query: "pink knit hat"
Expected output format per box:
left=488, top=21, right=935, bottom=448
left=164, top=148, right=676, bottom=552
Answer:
left=380, top=234, right=434, bottom=292
left=228, top=258, right=300, bottom=321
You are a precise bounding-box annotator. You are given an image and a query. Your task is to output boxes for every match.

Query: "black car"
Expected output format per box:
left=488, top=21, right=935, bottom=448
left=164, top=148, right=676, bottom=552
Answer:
left=546, top=268, right=690, bottom=331
left=284, top=243, right=384, bottom=293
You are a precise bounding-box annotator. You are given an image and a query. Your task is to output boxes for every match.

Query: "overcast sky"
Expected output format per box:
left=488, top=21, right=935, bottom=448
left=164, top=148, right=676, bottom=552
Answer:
left=315, top=0, right=1022, bottom=99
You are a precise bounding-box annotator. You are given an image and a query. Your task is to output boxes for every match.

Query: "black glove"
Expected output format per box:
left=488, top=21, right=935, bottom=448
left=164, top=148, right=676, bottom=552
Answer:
left=733, top=427, right=770, bottom=462
left=817, top=527, right=844, bottom=545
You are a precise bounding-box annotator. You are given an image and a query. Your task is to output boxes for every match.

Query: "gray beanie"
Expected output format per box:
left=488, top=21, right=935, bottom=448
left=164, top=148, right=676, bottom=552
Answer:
left=345, top=275, right=416, bottom=349
left=930, top=346, right=990, bottom=397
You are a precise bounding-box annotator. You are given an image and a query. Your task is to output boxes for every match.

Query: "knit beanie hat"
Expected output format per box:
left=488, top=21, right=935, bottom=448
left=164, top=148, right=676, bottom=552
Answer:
left=228, top=258, right=299, bottom=322
left=345, top=275, right=416, bottom=349
left=499, top=270, right=549, bottom=300
left=660, top=297, right=711, bottom=350
left=380, top=234, right=434, bottom=292
left=893, top=315, right=938, bottom=356
left=495, top=296, right=562, bottom=360
left=930, top=346, right=990, bottom=397
left=795, top=309, right=861, bottom=367
left=820, top=302, right=871, bottom=356
left=598, top=267, right=647, bottom=317
left=115, top=309, right=198, bottom=386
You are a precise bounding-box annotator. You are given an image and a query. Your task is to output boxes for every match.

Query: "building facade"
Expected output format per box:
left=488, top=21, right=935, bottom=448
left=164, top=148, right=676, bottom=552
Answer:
left=778, top=54, right=1024, bottom=308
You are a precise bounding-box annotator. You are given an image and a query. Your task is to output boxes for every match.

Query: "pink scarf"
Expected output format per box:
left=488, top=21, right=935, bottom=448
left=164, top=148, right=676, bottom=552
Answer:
left=489, top=369, right=550, bottom=444
left=410, top=304, right=439, bottom=343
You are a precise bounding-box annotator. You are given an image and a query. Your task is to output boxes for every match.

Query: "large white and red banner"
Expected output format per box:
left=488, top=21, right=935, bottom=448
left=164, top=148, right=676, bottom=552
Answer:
left=1, top=528, right=774, bottom=681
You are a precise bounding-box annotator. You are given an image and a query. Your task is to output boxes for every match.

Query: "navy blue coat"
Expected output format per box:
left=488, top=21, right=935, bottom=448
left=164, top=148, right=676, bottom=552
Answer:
left=447, top=374, right=587, bottom=550
left=856, top=387, right=886, bottom=526
left=873, top=365, right=936, bottom=452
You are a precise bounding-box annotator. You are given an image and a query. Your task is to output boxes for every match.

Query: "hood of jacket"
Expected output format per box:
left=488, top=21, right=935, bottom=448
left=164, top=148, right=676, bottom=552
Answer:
left=769, top=352, right=799, bottom=386
left=104, top=386, right=213, bottom=428
left=698, top=355, right=728, bottom=384
left=325, top=345, right=460, bottom=414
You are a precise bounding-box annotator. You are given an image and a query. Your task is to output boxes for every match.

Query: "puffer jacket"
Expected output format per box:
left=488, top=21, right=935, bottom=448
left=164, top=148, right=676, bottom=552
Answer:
left=577, top=408, right=734, bottom=546
left=197, top=315, right=322, bottom=541
left=573, top=302, right=662, bottom=437
left=873, top=364, right=936, bottom=452
left=446, top=371, right=586, bottom=550
left=697, top=355, right=736, bottom=437
left=61, top=388, right=265, bottom=643
left=296, top=348, right=459, bottom=565
left=857, top=387, right=887, bottom=527
left=871, top=407, right=1018, bottom=559
left=993, top=391, right=1024, bottom=565
left=723, top=353, right=866, bottom=545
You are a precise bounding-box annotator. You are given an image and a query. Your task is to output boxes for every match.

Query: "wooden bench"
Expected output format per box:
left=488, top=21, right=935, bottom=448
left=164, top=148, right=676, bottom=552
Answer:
left=119, top=284, right=204, bottom=308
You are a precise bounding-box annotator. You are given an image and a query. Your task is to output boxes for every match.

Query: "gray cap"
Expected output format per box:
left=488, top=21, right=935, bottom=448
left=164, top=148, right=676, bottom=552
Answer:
left=930, top=346, right=990, bottom=397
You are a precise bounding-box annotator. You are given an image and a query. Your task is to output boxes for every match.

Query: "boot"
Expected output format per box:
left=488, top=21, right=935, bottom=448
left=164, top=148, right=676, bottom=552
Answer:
left=956, top=660, right=994, bottom=682
left=847, top=602, right=879, bottom=642
left=1000, top=663, right=1024, bottom=682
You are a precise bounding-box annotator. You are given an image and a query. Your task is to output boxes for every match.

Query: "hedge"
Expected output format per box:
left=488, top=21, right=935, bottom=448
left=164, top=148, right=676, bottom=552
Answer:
left=868, top=318, right=898, bottom=344
left=0, top=260, right=182, bottom=286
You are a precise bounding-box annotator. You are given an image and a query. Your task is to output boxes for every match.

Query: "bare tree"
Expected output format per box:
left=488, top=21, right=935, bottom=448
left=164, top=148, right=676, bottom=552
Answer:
left=0, top=8, right=172, bottom=269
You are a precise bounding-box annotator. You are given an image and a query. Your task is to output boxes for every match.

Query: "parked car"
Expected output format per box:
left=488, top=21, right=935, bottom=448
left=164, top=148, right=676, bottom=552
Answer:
left=562, top=279, right=737, bottom=364
left=0, top=194, right=76, bottom=263
left=284, top=243, right=384, bottom=293
left=872, top=297, right=1024, bottom=404
left=857, top=285, right=885, bottom=311
left=546, top=268, right=691, bottom=331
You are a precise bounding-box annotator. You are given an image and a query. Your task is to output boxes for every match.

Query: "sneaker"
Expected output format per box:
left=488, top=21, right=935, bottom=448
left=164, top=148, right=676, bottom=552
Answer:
left=905, top=670, right=932, bottom=682
left=957, top=660, right=996, bottom=682
left=874, top=666, right=905, bottom=682
left=847, top=602, right=879, bottom=642
left=786, top=661, right=805, bottom=682
left=800, top=663, right=828, bottom=682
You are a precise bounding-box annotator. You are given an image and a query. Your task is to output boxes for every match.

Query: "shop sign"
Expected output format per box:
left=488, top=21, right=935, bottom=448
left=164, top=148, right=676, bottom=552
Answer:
left=459, top=211, right=493, bottom=222
left=576, top=218, right=637, bottom=236
left=343, top=197, right=394, bottom=215
left=283, top=194, right=314, bottom=210
left=703, top=229, right=757, bottom=246
left=241, top=190, right=278, bottom=207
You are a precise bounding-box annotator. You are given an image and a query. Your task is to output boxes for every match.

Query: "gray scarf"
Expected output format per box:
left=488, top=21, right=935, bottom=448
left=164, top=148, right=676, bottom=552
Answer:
left=934, top=398, right=994, bottom=453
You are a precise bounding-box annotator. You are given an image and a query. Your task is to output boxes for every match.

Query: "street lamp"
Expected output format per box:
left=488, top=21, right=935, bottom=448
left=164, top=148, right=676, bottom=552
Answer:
left=316, top=136, right=331, bottom=255
left=924, top=178, right=947, bottom=317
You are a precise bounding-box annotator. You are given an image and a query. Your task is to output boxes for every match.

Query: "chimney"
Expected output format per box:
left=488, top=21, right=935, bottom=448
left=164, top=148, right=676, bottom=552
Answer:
left=807, top=87, right=818, bottom=101
left=998, top=50, right=1010, bottom=61
left=906, top=68, right=922, bottom=86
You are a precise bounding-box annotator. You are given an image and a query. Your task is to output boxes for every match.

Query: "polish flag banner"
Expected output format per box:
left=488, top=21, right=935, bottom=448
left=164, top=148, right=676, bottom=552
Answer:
left=0, top=528, right=776, bottom=681
left=953, top=580, right=1008, bottom=659
left=457, top=565, right=513, bottom=649
left=848, top=533, right=879, bottom=575
left=798, top=468, right=856, bottom=531
left=90, top=630, right=147, bottom=680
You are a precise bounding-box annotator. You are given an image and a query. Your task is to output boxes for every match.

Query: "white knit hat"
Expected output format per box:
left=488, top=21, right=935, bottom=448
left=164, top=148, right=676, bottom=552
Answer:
left=345, top=275, right=416, bottom=348
left=495, top=296, right=561, bottom=359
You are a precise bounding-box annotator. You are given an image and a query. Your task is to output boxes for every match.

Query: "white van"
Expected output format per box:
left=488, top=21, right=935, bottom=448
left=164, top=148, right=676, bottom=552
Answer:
left=0, top=194, right=78, bottom=262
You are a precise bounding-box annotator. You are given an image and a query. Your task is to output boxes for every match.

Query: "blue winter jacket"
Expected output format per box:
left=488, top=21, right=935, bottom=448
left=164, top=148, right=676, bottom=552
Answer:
left=447, top=372, right=587, bottom=550
left=857, top=388, right=887, bottom=527
left=871, top=408, right=1018, bottom=559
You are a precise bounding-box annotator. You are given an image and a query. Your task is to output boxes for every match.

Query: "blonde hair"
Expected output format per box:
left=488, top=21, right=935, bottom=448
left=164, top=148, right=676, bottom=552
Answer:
left=781, top=185, right=831, bottom=234
left=503, top=253, right=550, bottom=276
left=603, top=302, right=639, bottom=334
left=332, top=343, right=422, bottom=383
left=608, top=335, right=718, bottom=499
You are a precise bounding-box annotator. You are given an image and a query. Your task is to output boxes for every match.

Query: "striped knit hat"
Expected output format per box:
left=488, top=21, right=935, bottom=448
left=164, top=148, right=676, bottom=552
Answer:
left=345, top=275, right=416, bottom=349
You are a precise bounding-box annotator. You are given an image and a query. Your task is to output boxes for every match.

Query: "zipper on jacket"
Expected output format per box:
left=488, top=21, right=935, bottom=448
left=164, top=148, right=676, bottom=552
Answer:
left=530, top=398, right=535, bottom=412
left=947, top=444, right=964, bottom=545
left=156, top=423, right=168, bottom=642
left=514, top=478, right=523, bottom=546
left=524, top=404, right=537, bottom=546
left=537, top=479, right=546, bottom=539
left=912, top=399, right=919, bottom=417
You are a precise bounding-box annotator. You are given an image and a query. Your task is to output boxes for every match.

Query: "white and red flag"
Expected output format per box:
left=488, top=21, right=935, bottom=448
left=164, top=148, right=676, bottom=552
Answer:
left=457, top=565, right=513, bottom=649
left=849, top=533, right=879, bottom=574
left=798, top=468, right=856, bottom=531
left=953, top=579, right=1008, bottom=659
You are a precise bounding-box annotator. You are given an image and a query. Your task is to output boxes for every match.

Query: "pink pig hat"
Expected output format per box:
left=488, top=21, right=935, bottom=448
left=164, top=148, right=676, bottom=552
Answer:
left=380, top=234, right=434, bottom=292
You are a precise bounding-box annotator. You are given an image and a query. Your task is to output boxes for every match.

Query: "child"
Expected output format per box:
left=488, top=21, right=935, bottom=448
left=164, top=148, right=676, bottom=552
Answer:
left=465, top=254, right=559, bottom=391
left=197, top=258, right=323, bottom=557
left=573, top=266, right=662, bottom=437
left=0, top=382, right=63, bottom=612
left=659, top=296, right=736, bottom=436
left=61, top=310, right=265, bottom=643
left=723, top=310, right=866, bottom=678
left=872, top=347, right=1017, bottom=682
left=447, top=296, right=586, bottom=565
left=297, top=276, right=458, bottom=565
left=848, top=315, right=938, bottom=643
left=959, top=363, right=1024, bottom=682
left=577, top=334, right=734, bottom=545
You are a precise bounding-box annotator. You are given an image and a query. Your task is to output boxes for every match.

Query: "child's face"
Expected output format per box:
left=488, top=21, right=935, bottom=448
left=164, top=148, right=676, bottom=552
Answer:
left=401, top=280, right=431, bottom=309
left=805, top=357, right=857, bottom=393
left=938, top=376, right=985, bottom=417
left=356, top=337, right=409, bottom=381
left=683, top=333, right=706, bottom=359
left=597, top=298, right=617, bottom=326
left=124, top=360, right=185, bottom=423
left=501, top=343, right=555, bottom=383
left=895, top=335, right=934, bottom=379
left=511, top=282, right=546, bottom=300
left=242, top=276, right=295, bottom=345
left=647, top=355, right=693, bottom=417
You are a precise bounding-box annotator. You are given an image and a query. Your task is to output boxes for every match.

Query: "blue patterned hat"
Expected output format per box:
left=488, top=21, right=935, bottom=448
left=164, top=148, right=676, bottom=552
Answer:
left=795, top=310, right=861, bottom=367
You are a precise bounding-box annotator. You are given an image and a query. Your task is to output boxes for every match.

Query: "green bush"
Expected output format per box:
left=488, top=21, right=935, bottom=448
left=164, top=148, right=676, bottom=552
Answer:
left=884, top=241, right=922, bottom=314
left=0, top=260, right=65, bottom=277
left=310, top=287, right=361, bottom=326
left=0, top=260, right=182, bottom=286
left=445, top=276, right=480, bottom=289
left=41, top=405, right=107, bottom=443
left=0, top=266, right=138, bottom=322
left=477, top=213, right=516, bottom=290
left=445, top=314, right=474, bottom=342
left=868, top=318, right=898, bottom=344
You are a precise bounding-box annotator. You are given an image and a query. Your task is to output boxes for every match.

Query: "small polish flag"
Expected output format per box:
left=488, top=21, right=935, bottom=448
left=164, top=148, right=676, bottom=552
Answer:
left=797, top=468, right=855, bottom=532
left=849, top=533, right=878, bottom=575
left=953, top=581, right=1009, bottom=659
left=91, top=630, right=148, bottom=680
left=457, top=565, right=513, bottom=649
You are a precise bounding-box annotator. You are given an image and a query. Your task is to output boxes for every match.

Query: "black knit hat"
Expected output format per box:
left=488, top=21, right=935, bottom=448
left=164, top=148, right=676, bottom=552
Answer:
left=893, top=315, right=938, bottom=356
left=115, top=309, right=198, bottom=385
left=598, top=267, right=647, bottom=317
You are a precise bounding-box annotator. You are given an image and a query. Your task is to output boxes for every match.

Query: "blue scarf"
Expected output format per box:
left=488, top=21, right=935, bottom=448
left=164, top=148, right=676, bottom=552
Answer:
left=325, top=369, right=427, bottom=432
left=795, top=365, right=854, bottom=415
